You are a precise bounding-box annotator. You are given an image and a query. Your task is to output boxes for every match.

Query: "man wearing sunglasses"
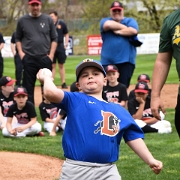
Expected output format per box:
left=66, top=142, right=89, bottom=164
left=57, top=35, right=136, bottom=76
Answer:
left=100, top=1, right=139, bottom=88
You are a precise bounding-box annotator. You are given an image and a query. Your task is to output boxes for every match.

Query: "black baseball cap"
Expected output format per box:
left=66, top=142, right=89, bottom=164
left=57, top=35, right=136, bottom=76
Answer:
left=110, top=1, right=123, bottom=10
left=76, top=58, right=106, bottom=82
left=0, top=76, right=16, bottom=86
left=134, top=82, right=149, bottom=94
left=137, top=74, right=150, bottom=83
left=70, top=82, right=79, bottom=92
left=105, top=65, right=118, bottom=73
left=14, top=87, right=28, bottom=97
left=28, top=0, right=41, bottom=4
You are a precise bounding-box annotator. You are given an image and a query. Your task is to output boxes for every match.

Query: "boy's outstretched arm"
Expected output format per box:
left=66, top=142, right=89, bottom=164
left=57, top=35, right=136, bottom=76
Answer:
left=127, top=138, right=163, bottom=174
left=37, top=69, right=64, bottom=103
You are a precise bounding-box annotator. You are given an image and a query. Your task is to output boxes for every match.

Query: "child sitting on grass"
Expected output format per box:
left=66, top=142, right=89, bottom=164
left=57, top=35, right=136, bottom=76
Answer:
left=2, top=87, right=42, bottom=137
left=0, top=76, right=17, bottom=129
left=37, top=59, right=163, bottom=180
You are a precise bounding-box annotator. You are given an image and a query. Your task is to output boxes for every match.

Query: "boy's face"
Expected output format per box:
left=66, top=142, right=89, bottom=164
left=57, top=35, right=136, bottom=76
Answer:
left=14, top=95, right=28, bottom=108
left=135, top=92, right=148, bottom=100
left=106, top=71, right=119, bottom=83
left=2, top=84, right=14, bottom=93
left=77, top=67, right=106, bottom=94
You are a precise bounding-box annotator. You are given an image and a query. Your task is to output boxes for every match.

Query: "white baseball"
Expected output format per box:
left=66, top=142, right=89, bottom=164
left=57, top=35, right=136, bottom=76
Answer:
left=37, top=68, right=52, bottom=79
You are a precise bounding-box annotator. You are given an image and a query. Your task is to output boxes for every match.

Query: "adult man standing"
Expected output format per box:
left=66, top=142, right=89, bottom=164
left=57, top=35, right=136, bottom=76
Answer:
left=49, top=11, right=69, bottom=89
left=0, top=32, right=5, bottom=77
left=11, top=32, right=23, bottom=86
left=100, top=1, right=139, bottom=88
left=15, top=0, right=57, bottom=104
left=151, top=9, right=180, bottom=138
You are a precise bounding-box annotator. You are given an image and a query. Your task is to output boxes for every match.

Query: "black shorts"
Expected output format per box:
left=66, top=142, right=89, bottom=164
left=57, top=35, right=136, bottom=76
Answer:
left=53, top=44, right=67, bottom=64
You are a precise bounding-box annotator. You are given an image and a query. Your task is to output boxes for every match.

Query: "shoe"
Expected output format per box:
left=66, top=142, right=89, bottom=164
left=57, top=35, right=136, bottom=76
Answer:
left=62, top=83, right=68, bottom=89
left=158, top=127, right=172, bottom=134
left=38, top=131, right=45, bottom=136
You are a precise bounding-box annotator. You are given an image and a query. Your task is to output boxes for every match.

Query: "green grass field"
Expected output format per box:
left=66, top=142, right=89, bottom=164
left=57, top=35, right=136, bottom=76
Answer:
left=1, top=54, right=180, bottom=179
left=3, top=54, right=178, bottom=86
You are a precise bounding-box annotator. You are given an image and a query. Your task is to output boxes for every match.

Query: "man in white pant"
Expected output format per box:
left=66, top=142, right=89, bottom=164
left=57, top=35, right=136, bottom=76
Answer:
left=2, top=86, right=42, bottom=137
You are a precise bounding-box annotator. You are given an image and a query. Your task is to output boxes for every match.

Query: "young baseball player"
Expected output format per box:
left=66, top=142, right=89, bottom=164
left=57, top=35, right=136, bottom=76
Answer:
left=128, top=82, right=172, bottom=134
left=2, top=87, right=42, bottom=137
left=0, top=76, right=17, bottom=129
left=37, top=59, right=163, bottom=180
left=129, top=73, right=151, bottom=100
left=39, top=92, right=65, bottom=133
left=102, top=65, right=128, bottom=107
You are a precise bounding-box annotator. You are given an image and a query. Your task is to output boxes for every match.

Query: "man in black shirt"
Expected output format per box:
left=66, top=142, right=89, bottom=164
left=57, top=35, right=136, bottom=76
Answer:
left=15, top=0, right=58, bottom=104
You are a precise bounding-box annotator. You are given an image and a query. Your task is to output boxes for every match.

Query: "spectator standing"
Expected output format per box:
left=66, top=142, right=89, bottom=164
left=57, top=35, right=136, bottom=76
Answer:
left=15, top=0, right=58, bottom=104
left=100, top=1, right=140, bottom=88
left=10, top=32, right=23, bottom=86
left=0, top=32, right=5, bottom=77
left=151, top=8, right=180, bottom=138
left=49, top=11, right=69, bottom=89
left=102, top=65, right=128, bottom=107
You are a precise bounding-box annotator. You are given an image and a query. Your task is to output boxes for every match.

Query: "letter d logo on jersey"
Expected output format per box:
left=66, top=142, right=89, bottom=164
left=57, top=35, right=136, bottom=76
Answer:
left=94, top=111, right=120, bottom=136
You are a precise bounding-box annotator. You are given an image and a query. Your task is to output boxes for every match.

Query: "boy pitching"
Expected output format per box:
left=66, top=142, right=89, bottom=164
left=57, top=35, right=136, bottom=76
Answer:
left=2, top=87, right=42, bottom=137
left=37, top=59, right=162, bottom=180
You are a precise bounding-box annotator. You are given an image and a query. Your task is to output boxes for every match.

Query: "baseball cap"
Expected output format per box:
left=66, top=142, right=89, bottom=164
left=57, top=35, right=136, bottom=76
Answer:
left=137, top=74, right=150, bottom=83
left=0, top=76, right=16, bottom=86
left=76, top=58, right=106, bottom=82
left=28, top=0, right=41, bottom=5
left=14, top=87, right=28, bottom=97
left=110, top=1, right=123, bottom=10
left=134, top=82, right=149, bottom=94
left=105, top=65, right=118, bottom=73
left=70, top=82, right=79, bottom=92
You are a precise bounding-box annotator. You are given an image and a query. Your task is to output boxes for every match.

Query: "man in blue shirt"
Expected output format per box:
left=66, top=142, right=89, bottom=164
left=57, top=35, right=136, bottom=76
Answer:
left=100, top=1, right=140, bottom=88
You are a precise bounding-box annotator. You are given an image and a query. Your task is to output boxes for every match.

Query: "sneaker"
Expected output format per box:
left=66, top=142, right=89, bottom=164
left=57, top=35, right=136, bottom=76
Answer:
left=37, top=131, right=45, bottom=136
left=158, top=127, right=172, bottom=134
left=62, top=83, right=68, bottom=89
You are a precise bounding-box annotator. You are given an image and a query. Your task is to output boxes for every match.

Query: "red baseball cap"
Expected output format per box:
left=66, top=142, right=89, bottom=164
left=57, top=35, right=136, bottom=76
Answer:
left=0, top=76, right=16, bottom=86
left=28, top=0, right=41, bottom=5
left=110, top=1, right=123, bottom=10
left=137, top=74, right=150, bottom=83
left=105, top=65, right=118, bottom=73
left=14, top=87, right=28, bottom=97
left=134, top=82, right=149, bottom=94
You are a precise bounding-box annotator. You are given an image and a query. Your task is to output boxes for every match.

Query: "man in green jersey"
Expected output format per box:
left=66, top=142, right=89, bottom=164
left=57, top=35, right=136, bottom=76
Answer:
left=151, top=9, right=180, bottom=138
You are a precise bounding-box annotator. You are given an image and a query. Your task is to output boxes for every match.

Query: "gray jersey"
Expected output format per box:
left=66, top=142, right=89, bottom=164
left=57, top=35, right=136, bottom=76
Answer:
left=16, top=14, right=57, bottom=57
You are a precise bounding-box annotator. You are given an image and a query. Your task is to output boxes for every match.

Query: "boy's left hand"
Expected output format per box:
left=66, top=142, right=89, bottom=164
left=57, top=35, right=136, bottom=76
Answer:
left=15, top=126, right=26, bottom=133
left=149, top=159, right=163, bottom=174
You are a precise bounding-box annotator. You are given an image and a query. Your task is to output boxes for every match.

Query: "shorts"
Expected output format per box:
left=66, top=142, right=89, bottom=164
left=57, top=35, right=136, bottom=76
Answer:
left=59, top=158, right=121, bottom=180
left=53, top=44, right=67, bottom=64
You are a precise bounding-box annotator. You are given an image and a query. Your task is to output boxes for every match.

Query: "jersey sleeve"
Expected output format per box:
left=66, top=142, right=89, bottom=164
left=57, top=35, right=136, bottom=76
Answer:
left=158, top=16, right=172, bottom=52
left=6, top=104, right=14, bottom=118
left=39, top=103, right=48, bottom=121
left=127, top=99, right=138, bottom=116
left=27, top=102, right=37, bottom=118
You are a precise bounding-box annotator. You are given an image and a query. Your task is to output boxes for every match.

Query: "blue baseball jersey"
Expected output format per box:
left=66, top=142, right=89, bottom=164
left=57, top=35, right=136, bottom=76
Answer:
left=56, top=92, right=144, bottom=163
left=100, top=17, right=138, bottom=65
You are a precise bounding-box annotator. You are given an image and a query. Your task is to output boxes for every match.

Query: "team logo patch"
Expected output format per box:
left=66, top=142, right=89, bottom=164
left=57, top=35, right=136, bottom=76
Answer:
left=94, top=110, right=120, bottom=136
left=173, top=25, right=180, bottom=45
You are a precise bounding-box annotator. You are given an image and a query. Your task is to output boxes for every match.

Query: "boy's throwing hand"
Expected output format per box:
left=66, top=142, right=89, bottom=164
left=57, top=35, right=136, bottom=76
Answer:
left=149, top=159, right=163, bottom=174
